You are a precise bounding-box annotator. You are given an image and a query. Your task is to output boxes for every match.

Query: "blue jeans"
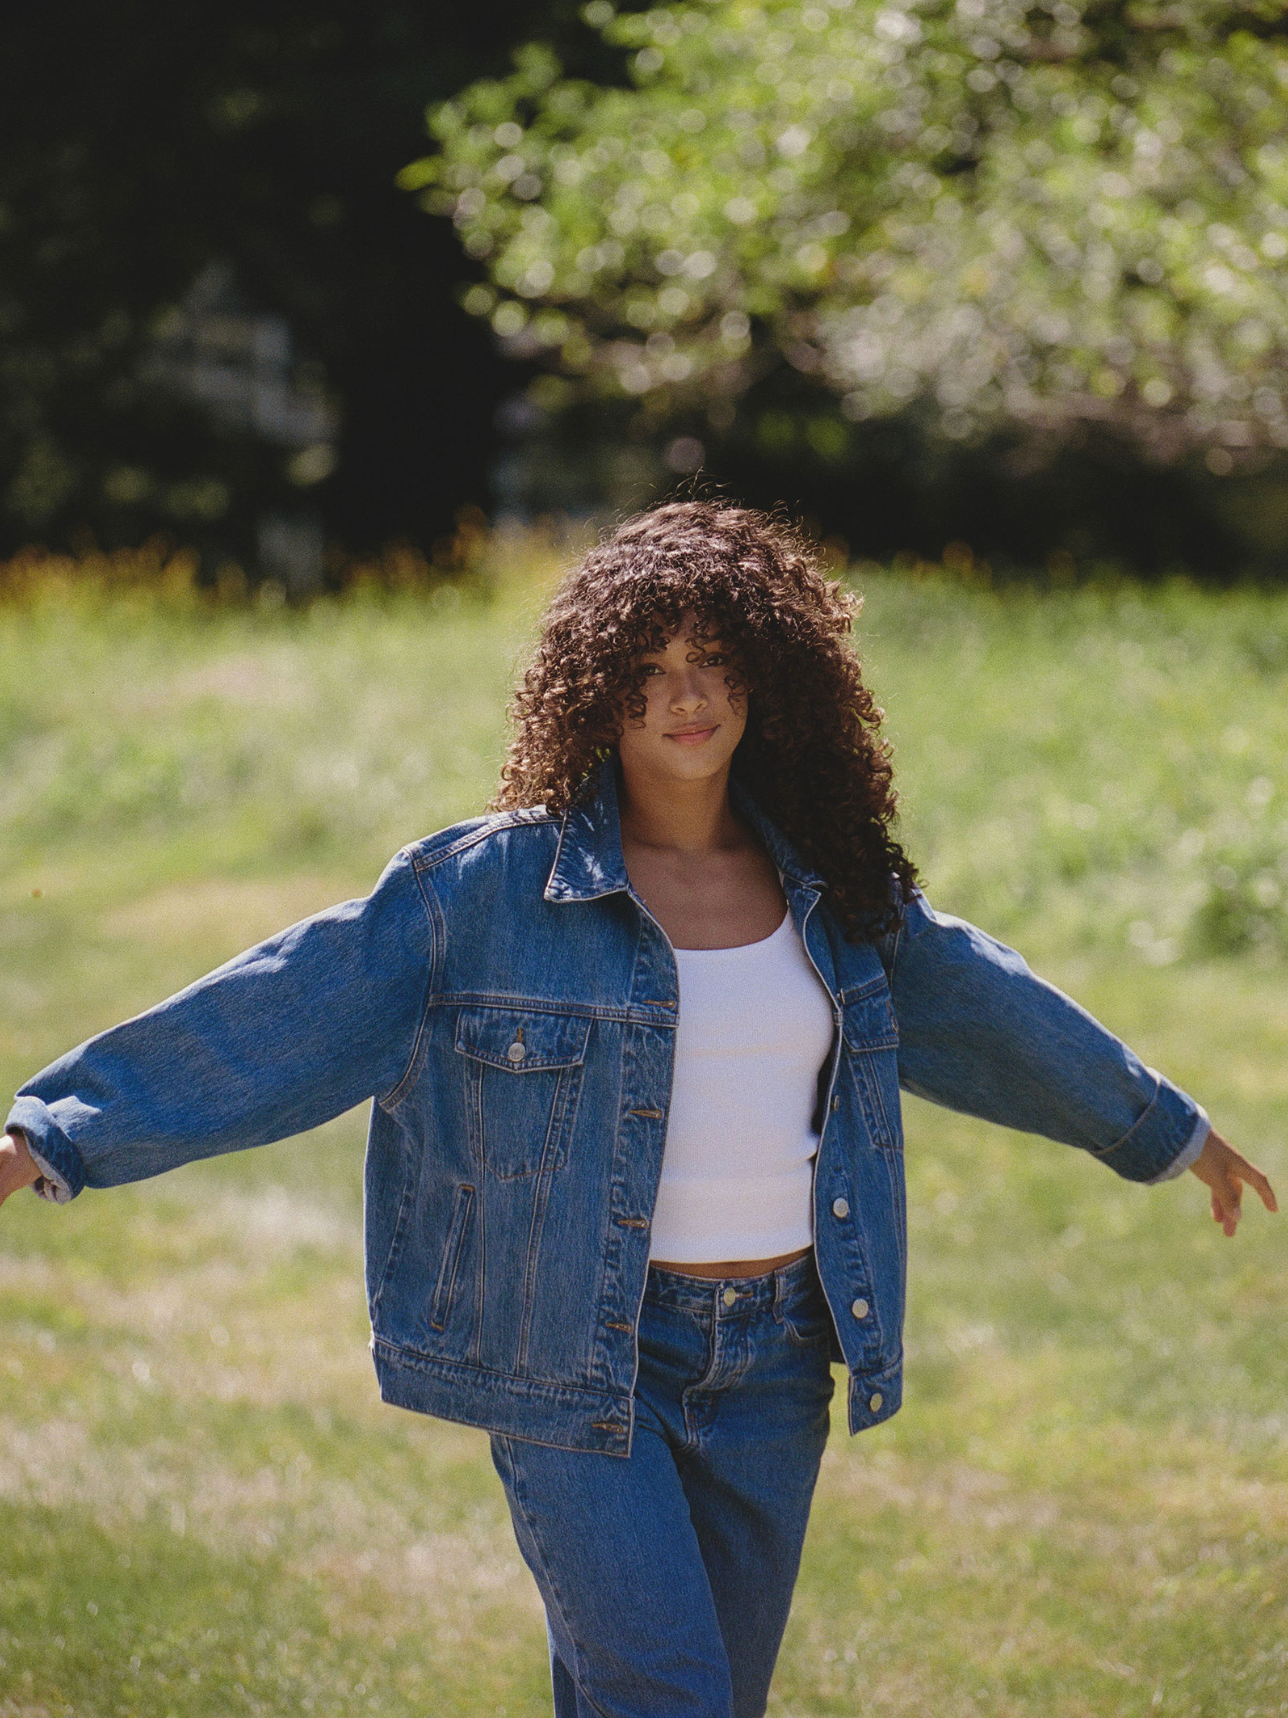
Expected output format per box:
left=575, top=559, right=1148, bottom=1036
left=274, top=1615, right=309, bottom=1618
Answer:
left=491, top=1252, right=836, bottom=1718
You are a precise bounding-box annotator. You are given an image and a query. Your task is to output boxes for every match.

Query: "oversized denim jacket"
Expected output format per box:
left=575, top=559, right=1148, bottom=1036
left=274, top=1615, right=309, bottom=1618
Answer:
left=8, top=761, right=1207, bottom=1453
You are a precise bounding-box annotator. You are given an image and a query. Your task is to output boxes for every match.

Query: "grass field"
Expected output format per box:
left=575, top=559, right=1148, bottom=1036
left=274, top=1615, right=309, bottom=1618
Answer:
left=1, top=561, right=1286, bottom=1717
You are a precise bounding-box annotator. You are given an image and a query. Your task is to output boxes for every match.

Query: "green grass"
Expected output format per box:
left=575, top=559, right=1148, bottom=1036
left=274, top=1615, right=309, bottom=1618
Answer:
left=1, top=567, right=1286, bottom=1717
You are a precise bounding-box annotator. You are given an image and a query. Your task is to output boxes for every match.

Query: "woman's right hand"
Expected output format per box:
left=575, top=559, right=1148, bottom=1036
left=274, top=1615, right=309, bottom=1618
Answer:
left=0, top=1129, right=40, bottom=1209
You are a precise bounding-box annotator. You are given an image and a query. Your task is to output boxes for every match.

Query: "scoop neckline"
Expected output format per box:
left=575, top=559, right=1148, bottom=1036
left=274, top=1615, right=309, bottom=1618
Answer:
left=672, top=911, right=792, bottom=954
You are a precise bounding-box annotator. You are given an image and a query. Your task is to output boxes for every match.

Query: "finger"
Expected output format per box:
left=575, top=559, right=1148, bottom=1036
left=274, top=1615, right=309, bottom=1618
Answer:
left=1223, top=1190, right=1241, bottom=1236
left=1243, top=1165, right=1278, bottom=1214
left=1211, top=1181, right=1240, bottom=1236
left=1223, top=1153, right=1277, bottom=1216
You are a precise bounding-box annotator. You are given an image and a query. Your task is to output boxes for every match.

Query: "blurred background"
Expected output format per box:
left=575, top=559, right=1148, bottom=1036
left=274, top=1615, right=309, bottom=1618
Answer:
left=6, top=0, right=1288, bottom=586
left=2, top=6, right=1287, bottom=1717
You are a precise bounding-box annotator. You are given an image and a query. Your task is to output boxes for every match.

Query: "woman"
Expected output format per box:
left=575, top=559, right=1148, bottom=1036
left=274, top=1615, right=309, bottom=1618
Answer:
left=0, top=500, right=1276, bottom=1718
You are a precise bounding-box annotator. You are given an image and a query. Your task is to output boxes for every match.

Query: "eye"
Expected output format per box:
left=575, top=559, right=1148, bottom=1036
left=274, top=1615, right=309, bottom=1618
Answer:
left=639, top=662, right=664, bottom=676
left=703, top=652, right=728, bottom=667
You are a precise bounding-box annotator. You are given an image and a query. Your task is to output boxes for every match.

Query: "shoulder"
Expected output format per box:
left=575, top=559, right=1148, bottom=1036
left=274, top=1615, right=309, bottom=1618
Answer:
left=400, top=806, right=561, bottom=877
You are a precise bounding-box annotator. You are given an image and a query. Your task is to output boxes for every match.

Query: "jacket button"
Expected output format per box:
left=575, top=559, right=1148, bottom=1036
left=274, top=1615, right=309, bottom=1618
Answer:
left=831, top=1095, right=840, bottom=1113
left=832, top=1197, right=849, bottom=1219
left=851, top=1298, right=869, bottom=1319
left=507, top=1041, right=526, bottom=1064
left=869, top=1391, right=883, bottom=1412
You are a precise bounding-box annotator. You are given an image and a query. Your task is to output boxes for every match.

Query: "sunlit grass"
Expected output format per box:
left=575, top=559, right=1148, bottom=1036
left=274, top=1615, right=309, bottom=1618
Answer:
left=1, top=564, right=1286, bottom=1716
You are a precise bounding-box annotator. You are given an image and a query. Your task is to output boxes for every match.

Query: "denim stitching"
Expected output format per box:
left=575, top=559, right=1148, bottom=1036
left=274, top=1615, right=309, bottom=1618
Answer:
left=411, top=810, right=558, bottom=876
left=366, top=1136, right=419, bottom=1323
left=381, top=856, right=443, bottom=1110
left=677, top=1295, right=720, bottom=1454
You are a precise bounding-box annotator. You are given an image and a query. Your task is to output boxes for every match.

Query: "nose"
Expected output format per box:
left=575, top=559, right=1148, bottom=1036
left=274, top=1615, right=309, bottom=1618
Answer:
left=668, top=667, right=707, bottom=713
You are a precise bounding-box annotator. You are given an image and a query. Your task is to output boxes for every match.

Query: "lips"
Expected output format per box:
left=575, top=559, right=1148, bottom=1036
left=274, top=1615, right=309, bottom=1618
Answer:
left=665, top=725, right=717, bottom=744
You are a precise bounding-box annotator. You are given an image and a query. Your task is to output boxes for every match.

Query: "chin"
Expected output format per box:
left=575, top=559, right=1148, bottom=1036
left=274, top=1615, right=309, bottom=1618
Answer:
left=661, top=748, right=736, bottom=781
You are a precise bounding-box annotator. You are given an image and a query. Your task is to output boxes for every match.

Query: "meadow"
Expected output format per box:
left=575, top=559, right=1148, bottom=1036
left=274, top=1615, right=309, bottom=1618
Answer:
left=1, top=553, right=1286, bottom=1717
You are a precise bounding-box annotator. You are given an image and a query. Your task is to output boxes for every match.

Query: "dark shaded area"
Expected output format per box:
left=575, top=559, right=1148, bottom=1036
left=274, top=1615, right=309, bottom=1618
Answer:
left=702, top=393, right=1274, bottom=581
left=0, top=0, right=615, bottom=566
left=520, top=322, right=1288, bottom=578
left=501, top=375, right=1288, bottom=581
left=5, top=1, right=1287, bottom=579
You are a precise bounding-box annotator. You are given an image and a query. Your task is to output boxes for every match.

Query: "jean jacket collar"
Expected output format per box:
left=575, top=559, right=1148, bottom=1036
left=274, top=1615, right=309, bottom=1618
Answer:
left=543, top=755, right=826, bottom=905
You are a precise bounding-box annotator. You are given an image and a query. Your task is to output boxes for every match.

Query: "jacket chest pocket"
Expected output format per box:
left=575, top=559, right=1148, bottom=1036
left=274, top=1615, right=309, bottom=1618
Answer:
left=454, top=1006, right=592, bottom=1180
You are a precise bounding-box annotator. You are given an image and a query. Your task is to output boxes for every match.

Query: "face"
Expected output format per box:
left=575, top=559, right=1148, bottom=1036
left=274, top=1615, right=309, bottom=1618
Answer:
left=616, top=614, right=747, bottom=787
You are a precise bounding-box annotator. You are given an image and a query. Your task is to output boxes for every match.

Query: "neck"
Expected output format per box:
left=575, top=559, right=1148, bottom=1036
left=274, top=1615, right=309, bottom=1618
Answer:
left=618, top=761, right=741, bottom=853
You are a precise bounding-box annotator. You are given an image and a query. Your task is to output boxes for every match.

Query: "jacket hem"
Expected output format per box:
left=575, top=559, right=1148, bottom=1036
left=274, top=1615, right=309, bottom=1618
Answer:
left=372, top=1338, right=635, bottom=1456
left=376, top=1337, right=905, bottom=1447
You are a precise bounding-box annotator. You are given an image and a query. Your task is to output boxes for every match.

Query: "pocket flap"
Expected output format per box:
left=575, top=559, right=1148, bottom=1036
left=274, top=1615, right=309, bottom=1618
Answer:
left=454, top=1006, right=592, bottom=1072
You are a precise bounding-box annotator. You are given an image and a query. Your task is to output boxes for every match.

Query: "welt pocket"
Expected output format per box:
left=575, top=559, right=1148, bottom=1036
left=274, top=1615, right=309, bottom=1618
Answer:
left=454, top=1005, right=592, bottom=1072
left=429, top=1183, right=474, bottom=1331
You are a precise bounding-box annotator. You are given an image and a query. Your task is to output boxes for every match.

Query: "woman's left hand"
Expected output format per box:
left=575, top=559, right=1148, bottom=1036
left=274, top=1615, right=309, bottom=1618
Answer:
left=1188, top=1129, right=1277, bottom=1237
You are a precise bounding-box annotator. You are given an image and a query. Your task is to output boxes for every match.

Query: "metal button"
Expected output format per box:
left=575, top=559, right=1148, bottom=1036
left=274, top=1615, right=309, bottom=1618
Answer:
left=869, top=1391, right=883, bottom=1412
left=831, top=1095, right=840, bottom=1113
left=832, top=1197, right=849, bottom=1219
left=851, top=1297, right=869, bottom=1320
left=722, top=1287, right=737, bottom=1308
left=507, top=1040, right=526, bottom=1064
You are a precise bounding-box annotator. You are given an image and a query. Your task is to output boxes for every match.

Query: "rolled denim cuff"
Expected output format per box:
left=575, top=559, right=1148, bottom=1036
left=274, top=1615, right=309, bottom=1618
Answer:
left=1090, top=1073, right=1208, bottom=1183
left=5, top=1097, right=86, bottom=1200
left=29, top=1146, right=74, bottom=1203
left=1144, top=1108, right=1210, bottom=1185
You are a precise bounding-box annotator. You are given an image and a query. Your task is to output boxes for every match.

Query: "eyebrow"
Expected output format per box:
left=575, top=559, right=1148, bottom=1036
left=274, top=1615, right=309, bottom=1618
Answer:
left=640, top=637, right=725, bottom=657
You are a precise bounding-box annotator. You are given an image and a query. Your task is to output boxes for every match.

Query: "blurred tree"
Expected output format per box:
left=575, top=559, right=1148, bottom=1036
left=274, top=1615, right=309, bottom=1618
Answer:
left=0, top=0, right=611, bottom=567
left=414, top=0, right=1288, bottom=563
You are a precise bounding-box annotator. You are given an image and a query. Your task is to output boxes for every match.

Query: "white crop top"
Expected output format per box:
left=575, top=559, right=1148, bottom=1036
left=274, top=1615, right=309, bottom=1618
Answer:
left=649, top=912, right=836, bottom=1264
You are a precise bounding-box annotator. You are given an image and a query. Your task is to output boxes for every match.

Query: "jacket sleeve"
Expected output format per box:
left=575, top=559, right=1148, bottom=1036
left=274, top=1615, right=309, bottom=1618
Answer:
left=878, top=889, right=1208, bottom=1184
left=6, top=849, right=434, bottom=1199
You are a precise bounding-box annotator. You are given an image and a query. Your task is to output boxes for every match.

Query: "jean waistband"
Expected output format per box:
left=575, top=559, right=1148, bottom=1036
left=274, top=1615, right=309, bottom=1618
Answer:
left=644, top=1250, right=820, bottom=1317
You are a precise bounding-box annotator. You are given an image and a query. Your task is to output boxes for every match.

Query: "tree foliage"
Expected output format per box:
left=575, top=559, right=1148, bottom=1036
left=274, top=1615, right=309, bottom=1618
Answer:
left=415, top=0, right=1288, bottom=470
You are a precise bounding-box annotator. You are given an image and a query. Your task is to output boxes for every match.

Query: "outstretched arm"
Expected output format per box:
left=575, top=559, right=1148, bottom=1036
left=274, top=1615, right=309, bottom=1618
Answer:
left=2, top=847, right=435, bottom=1203
left=880, top=889, right=1277, bottom=1226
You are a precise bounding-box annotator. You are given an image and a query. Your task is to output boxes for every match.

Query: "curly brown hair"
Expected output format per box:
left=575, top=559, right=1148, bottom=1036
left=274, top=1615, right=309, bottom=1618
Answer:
left=492, top=500, right=917, bottom=936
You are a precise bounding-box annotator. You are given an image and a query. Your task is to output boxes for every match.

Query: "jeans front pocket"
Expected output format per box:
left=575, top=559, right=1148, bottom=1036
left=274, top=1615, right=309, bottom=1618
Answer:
left=778, top=1306, right=833, bottom=1349
left=454, top=1005, right=592, bottom=1179
left=774, top=1270, right=835, bottom=1350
